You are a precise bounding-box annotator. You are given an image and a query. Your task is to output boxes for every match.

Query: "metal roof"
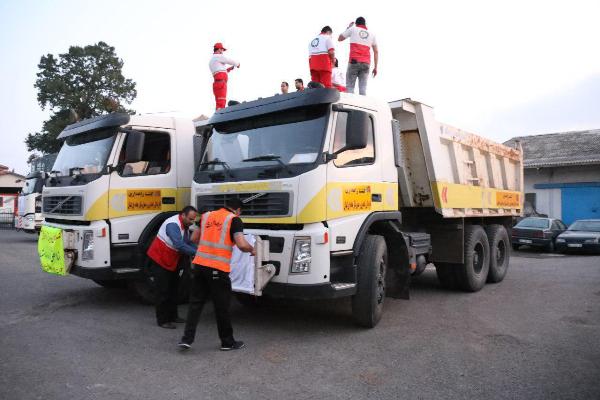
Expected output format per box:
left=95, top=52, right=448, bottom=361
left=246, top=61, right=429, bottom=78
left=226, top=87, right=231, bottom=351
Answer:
left=504, top=129, right=600, bottom=168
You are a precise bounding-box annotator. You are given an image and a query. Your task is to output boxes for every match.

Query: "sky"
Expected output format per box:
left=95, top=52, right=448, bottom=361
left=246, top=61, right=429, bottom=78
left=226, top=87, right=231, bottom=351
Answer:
left=1, top=0, right=599, bottom=175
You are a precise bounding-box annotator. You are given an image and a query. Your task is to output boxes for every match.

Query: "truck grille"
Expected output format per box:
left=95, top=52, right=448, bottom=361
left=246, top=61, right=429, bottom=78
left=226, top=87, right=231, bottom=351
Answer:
left=197, top=192, right=291, bottom=217
left=43, top=195, right=83, bottom=215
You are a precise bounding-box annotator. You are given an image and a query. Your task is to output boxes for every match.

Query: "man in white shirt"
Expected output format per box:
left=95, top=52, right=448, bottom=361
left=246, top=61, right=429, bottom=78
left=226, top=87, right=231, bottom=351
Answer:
left=332, top=58, right=346, bottom=92
left=308, top=26, right=335, bottom=88
left=338, top=17, right=378, bottom=95
left=208, top=42, right=240, bottom=110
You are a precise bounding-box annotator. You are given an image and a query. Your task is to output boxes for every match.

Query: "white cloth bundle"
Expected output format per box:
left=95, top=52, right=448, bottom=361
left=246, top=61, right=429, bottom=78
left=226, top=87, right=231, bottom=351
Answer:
left=230, top=235, right=256, bottom=294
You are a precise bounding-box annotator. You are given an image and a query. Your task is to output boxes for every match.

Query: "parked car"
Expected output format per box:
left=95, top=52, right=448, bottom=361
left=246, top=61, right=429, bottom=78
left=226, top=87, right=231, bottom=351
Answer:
left=555, top=219, right=600, bottom=254
left=511, top=217, right=567, bottom=252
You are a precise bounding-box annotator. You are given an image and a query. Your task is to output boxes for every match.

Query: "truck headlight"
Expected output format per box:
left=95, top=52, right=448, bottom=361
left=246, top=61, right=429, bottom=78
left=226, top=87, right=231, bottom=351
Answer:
left=556, top=238, right=565, bottom=243
left=82, top=230, right=94, bottom=260
left=584, top=238, right=599, bottom=244
left=291, top=238, right=311, bottom=273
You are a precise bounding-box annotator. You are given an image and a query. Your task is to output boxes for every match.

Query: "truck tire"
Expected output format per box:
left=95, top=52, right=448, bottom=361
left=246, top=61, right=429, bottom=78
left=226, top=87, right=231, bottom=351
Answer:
left=351, top=235, right=388, bottom=328
left=129, top=258, right=192, bottom=305
left=485, top=225, right=510, bottom=283
left=455, top=225, right=490, bottom=292
left=546, top=240, right=555, bottom=253
left=129, top=257, right=159, bottom=305
left=435, top=262, right=459, bottom=290
left=93, top=279, right=127, bottom=289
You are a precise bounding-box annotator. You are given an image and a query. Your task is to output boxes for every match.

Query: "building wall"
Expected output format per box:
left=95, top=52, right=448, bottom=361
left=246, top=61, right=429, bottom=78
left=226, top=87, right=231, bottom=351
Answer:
left=0, top=173, right=25, bottom=190
left=524, top=165, right=600, bottom=221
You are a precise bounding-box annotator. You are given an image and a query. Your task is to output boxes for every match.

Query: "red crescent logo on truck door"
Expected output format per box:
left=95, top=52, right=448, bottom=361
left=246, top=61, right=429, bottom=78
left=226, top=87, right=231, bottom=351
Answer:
left=441, top=186, right=448, bottom=204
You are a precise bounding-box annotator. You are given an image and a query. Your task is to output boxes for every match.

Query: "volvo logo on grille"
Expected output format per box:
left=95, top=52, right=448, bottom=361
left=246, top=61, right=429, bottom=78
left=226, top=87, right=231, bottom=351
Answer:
left=242, top=193, right=266, bottom=203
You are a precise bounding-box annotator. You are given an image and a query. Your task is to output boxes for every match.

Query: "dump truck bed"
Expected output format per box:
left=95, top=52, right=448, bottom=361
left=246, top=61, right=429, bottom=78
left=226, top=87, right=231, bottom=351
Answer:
left=390, top=99, right=523, bottom=218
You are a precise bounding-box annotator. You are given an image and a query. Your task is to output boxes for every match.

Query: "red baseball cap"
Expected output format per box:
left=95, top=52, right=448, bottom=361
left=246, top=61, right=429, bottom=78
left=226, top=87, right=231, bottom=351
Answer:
left=213, top=42, right=227, bottom=51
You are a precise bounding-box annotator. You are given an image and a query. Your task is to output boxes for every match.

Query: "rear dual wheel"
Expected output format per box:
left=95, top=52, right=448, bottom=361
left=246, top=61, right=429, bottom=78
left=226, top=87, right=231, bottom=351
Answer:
left=485, top=225, right=510, bottom=283
left=435, top=225, right=490, bottom=292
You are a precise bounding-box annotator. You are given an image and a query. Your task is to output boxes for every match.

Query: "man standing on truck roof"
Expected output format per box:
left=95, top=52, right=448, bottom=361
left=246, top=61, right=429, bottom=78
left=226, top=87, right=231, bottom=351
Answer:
left=146, top=206, right=198, bottom=329
left=338, top=17, right=378, bottom=95
left=308, top=26, right=335, bottom=88
left=178, top=197, right=255, bottom=351
left=209, top=42, right=240, bottom=110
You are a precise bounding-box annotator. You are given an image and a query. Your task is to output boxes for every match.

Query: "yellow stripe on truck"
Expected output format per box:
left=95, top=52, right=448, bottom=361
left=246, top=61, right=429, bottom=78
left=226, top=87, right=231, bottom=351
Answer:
left=430, top=181, right=522, bottom=210
left=85, top=188, right=188, bottom=220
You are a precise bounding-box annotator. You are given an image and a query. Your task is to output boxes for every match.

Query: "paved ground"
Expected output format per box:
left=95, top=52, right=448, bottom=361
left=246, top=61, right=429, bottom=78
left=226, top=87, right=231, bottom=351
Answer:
left=1, top=229, right=599, bottom=400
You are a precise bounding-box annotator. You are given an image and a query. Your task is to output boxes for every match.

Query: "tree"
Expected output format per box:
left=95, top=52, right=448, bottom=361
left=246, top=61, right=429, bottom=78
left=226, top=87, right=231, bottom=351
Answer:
left=26, top=41, right=137, bottom=154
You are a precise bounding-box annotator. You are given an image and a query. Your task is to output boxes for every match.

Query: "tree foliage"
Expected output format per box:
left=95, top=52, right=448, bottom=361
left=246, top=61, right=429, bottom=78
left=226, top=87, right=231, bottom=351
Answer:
left=26, top=41, right=137, bottom=154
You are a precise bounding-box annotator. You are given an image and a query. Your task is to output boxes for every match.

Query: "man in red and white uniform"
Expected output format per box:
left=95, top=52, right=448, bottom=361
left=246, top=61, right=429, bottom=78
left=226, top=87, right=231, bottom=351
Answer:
left=338, top=17, right=378, bottom=95
left=209, top=42, right=240, bottom=110
left=146, top=206, right=198, bottom=329
left=308, top=26, right=335, bottom=88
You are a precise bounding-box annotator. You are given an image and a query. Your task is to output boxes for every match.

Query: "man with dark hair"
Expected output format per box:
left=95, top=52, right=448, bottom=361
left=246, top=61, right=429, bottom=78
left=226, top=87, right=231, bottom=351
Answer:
left=280, top=81, right=289, bottom=94
left=338, top=16, right=378, bottom=95
left=332, top=58, right=346, bottom=92
left=295, top=78, right=304, bottom=91
left=308, top=26, right=335, bottom=88
left=209, top=42, right=240, bottom=110
left=146, top=206, right=198, bottom=329
left=179, top=197, right=255, bottom=351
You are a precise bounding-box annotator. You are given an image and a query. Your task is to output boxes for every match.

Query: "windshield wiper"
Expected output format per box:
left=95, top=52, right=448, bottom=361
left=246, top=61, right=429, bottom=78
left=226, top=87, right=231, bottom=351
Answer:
left=243, top=155, right=292, bottom=175
left=197, top=159, right=234, bottom=178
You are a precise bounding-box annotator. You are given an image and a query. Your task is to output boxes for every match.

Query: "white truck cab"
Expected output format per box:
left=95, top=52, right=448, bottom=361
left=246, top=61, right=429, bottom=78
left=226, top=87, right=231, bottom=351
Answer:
left=40, top=113, right=196, bottom=297
left=15, top=172, right=44, bottom=233
left=193, top=89, right=523, bottom=327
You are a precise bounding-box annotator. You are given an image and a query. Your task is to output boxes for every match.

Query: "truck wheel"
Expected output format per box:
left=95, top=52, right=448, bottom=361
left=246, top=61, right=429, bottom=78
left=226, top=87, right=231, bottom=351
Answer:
left=455, top=225, right=490, bottom=292
left=546, top=240, right=555, bottom=253
left=93, top=279, right=127, bottom=289
left=128, top=259, right=159, bottom=305
left=485, top=225, right=510, bottom=283
left=435, top=262, right=459, bottom=289
left=351, top=235, right=388, bottom=328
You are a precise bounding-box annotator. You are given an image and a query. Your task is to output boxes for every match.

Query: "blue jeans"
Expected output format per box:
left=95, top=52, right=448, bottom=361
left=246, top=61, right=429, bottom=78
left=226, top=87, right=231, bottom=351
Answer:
left=346, top=62, right=370, bottom=95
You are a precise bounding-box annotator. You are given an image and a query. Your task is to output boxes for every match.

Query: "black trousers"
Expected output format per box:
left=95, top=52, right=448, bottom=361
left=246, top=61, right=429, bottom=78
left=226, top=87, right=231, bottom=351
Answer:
left=150, top=261, right=180, bottom=325
left=182, top=265, right=234, bottom=346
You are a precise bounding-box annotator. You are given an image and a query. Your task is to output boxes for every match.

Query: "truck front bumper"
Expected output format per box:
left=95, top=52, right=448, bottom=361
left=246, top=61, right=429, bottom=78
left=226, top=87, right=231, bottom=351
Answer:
left=69, top=264, right=142, bottom=280
left=263, top=282, right=356, bottom=300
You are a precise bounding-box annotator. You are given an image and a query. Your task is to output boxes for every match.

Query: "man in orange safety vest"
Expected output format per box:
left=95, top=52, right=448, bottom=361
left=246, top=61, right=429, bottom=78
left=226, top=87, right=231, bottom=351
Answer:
left=178, top=197, right=254, bottom=351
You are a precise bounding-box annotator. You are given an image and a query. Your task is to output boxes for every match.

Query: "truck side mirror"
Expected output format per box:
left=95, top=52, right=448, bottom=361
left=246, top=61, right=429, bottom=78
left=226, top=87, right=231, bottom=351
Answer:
left=125, top=130, right=145, bottom=163
left=334, top=110, right=369, bottom=155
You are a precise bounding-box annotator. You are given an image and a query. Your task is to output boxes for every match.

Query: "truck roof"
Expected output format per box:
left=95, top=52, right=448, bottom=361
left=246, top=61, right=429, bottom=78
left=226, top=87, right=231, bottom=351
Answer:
left=57, top=113, right=189, bottom=140
left=205, top=88, right=340, bottom=126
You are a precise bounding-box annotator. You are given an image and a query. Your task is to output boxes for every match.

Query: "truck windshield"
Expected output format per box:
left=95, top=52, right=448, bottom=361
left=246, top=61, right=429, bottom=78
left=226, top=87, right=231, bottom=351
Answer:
left=52, top=129, right=117, bottom=177
left=21, top=178, right=42, bottom=195
left=196, top=105, right=328, bottom=181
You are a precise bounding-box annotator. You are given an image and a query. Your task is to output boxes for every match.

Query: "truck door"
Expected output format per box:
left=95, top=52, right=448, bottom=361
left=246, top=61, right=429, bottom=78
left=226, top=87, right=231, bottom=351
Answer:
left=108, top=129, right=178, bottom=245
left=326, top=108, right=384, bottom=221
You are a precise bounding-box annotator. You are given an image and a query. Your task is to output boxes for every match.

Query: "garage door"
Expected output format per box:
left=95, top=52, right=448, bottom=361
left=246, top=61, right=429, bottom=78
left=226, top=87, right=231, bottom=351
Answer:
left=561, top=186, right=600, bottom=225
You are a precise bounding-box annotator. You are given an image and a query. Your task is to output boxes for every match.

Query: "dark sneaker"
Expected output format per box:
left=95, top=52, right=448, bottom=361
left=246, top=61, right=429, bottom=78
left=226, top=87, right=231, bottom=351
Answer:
left=173, top=317, right=186, bottom=323
left=220, top=340, right=245, bottom=351
left=177, top=341, right=191, bottom=350
left=158, top=322, right=177, bottom=329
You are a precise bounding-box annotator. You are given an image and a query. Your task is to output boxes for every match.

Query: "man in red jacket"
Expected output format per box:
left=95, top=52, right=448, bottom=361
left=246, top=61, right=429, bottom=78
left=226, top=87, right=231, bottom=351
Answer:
left=146, top=206, right=198, bottom=329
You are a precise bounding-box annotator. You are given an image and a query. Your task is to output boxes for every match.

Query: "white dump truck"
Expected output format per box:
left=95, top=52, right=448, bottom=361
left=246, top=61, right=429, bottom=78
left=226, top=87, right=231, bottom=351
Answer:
left=193, top=90, right=523, bottom=327
left=39, top=114, right=197, bottom=298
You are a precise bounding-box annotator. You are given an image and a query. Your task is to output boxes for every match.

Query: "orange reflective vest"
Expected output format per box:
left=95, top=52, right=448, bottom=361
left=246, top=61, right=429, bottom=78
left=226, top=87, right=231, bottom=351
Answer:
left=192, top=208, right=236, bottom=272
